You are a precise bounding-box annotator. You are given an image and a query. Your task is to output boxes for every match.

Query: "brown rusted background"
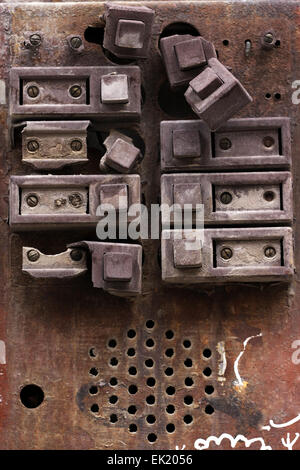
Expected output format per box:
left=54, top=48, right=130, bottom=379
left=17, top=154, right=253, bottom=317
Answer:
left=0, top=0, right=299, bottom=450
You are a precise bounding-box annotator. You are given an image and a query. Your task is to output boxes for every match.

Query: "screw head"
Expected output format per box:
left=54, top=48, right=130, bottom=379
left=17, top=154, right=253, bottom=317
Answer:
left=27, top=140, right=39, bottom=152
left=70, top=249, right=83, bottom=262
left=264, top=32, right=274, bottom=44
left=70, top=139, right=83, bottom=152
left=219, top=137, right=232, bottom=150
left=69, top=85, right=82, bottom=98
left=263, top=136, right=275, bottom=148
left=54, top=198, right=67, bottom=208
left=220, top=191, right=232, bottom=205
left=27, top=85, right=39, bottom=98
left=221, top=247, right=233, bottom=260
left=27, top=249, right=40, bottom=262
left=264, top=246, right=276, bottom=258
left=29, top=33, right=42, bottom=47
left=70, top=36, right=82, bottom=49
left=68, top=193, right=84, bottom=208
left=26, top=194, right=39, bottom=207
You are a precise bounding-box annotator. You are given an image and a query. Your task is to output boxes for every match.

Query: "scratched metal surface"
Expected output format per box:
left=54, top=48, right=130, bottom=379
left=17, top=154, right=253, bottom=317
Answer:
left=0, top=0, right=299, bottom=450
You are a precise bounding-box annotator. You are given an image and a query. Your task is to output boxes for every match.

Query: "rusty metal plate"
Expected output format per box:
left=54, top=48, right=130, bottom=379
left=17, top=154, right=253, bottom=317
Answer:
left=0, top=0, right=299, bottom=453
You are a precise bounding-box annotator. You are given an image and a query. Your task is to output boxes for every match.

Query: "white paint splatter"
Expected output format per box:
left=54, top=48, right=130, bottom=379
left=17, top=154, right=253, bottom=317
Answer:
left=175, top=445, right=186, bottom=450
left=194, top=433, right=272, bottom=450
left=0, top=341, right=6, bottom=365
left=262, top=413, right=300, bottom=431
left=281, top=433, right=299, bottom=450
left=0, top=80, right=6, bottom=105
left=234, top=333, right=262, bottom=388
left=217, top=341, right=227, bottom=384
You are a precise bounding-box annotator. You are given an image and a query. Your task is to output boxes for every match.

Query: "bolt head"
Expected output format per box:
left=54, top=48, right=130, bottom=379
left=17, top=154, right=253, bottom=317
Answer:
left=69, top=85, right=82, bottom=98
left=29, top=34, right=42, bottom=47
left=27, top=140, right=39, bottom=152
left=70, top=139, right=83, bottom=152
left=221, top=247, right=233, bottom=260
left=68, top=193, right=84, bottom=208
left=27, top=85, right=39, bottom=98
left=219, top=138, right=232, bottom=150
left=27, top=249, right=40, bottom=262
left=263, top=136, right=275, bottom=148
left=264, top=32, right=274, bottom=43
left=26, top=194, right=39, bottom=207
left=264, top=246, right=276, bottom=258
left=220, top=191, right=232, bottom=205
left=70, top=249, right=83, bottom=262
left=70, top=36, right=82, bottom=49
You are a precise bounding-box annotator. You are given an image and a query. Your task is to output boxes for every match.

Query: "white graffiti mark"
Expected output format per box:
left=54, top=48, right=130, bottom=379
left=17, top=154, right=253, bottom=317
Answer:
left=291, top=340, right=300, bottom=365
left=194, top=433, right=272, bottom=450
left=262, top=413, right=300, bottom=431
left=281, top=433, right=300, bottom=450
left=233, top=333, right=262, bottom=388
left=217, top=341, right=227, bottom=385
left=175, top=445, right=186, bottom=450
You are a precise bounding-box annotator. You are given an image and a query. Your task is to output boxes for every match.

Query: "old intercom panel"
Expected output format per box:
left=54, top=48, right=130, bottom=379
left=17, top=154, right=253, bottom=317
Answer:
left=0, top=0, right=299, bottom=451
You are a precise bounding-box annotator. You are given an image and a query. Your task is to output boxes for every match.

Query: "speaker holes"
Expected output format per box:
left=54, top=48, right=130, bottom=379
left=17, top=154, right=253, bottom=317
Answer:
left=184, top=358, right=193, bottom=367
left=109, top=395, right=118, bottom=404
left=165, top=330, right=174, bottom=339
left=129, top=424, right=137, bottom=433
left=166, top=386, right=175, bottom=396
left=110, top=357, right=118, bottom=367
left=184, top=414, right=193, bottom=424
left=145, top=338, right=155, bottom=348
left=183, top=339, right=191, bottom=349
left=203, top=348, right=212, bottom=358
left=108, top=339, right=117, bottom=348
left=203, top=367, right=212, bottom=377
left=110, top=414, right=118, bottom=423
left=89, top=367, right=99, bottom=377
left=145, top=358, right=154, bottom=368
left=165, top=348, right=174, bottom=358
left=89, top=347, right=97, bottom=358
left=146, top=395, right=155, bottom=405
left=127, top=348, right=136, bottom=357
left=110, top=377, right=118, bottom=386
left=128, top=384, right=138, bottom=395
left=128, top=405, right=137, bottom=415
left=205, top=385, right=214, bottom=395
left=127, top=329, right=136, bottom=339
left=146, top=414, right=156, bottom=424
left=89, top=386, right=98, bottom=395
left=146, top=320, right=155, bottom=329
left=91, top=404, right=99, bottom=413
left=184, top=395, right=193, bottom=405
left=147, top=433, right=157, bottom=443
left=129, top=366, right=137, bottom=376
left=274, top=92, right=281, bottom=100
left=147, top=377, right=156, bottom=387
left=164, top=367, right=174, bottom=376
left=205, top=404, right=215, bottom=415
left=166, top=404, right=175, bottom=414
left=166, top=423, right=175, bottom=433
left=185, top=377, right=194, bottom=387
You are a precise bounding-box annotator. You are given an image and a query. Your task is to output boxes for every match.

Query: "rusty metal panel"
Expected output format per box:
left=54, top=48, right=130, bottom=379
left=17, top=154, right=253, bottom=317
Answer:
left=0, top=0, right=299, bottom=453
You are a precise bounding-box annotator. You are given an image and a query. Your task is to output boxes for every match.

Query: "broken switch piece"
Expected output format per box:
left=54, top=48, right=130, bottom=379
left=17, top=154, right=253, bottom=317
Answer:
left=100, top=130, right=142, bottom=173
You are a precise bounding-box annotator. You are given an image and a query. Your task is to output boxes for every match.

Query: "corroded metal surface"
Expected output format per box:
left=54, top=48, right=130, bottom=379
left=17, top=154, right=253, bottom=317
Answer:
left=0, top=0, right=299, bottom=450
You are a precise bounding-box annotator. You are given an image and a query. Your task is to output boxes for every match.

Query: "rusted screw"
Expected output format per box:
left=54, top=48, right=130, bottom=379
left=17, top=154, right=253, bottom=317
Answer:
left=69, top=193, right=84, bottom=208
left=29, top=33, right=42, bottom=47
left=27, top=140, right=39, bottom=152
left=219, top=137, right=232, bottom=150
left=27, top=249, right=40, bottom=262
left=70, top=36, right=82, bottom=49
left=264, top=32, right=274, bottom=44
left=27, top=85, right=39, bottom=98
left=263, top=136, right=275, bottom=148
left=54, top=198, right=67, bottom=208
left=26, top=194, right=39, bottom=207
left=220, top=191, right=232, bottom=205
left=70, top=139, right=83, bottom=151
left=264, top=246, right=276, bottom=258
left=69, top=85, right=82, bottom=98
left=70, top=249, right=83, bottom=262
left=221, top=247, right=233, bottom=260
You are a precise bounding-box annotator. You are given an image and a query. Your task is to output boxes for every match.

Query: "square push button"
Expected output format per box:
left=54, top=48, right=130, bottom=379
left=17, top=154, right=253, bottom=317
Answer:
left=190, top=67, right=223, bottom=100
left=101, top=74, right=129, bottom=104
left=104, top=252, right=133, bottom=281
left=173, top=238, right=202, bottom=268
left=173, top=129, right=201, bottom=158
left=115, top=19, right=145, bottom=49
left=173, top=183, right=202, bottom=209
left=175, top=37, right=207, bottom=71
left=106, top=138, right=141, bottom=172
left=99, top=183, right=128, bottom=211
